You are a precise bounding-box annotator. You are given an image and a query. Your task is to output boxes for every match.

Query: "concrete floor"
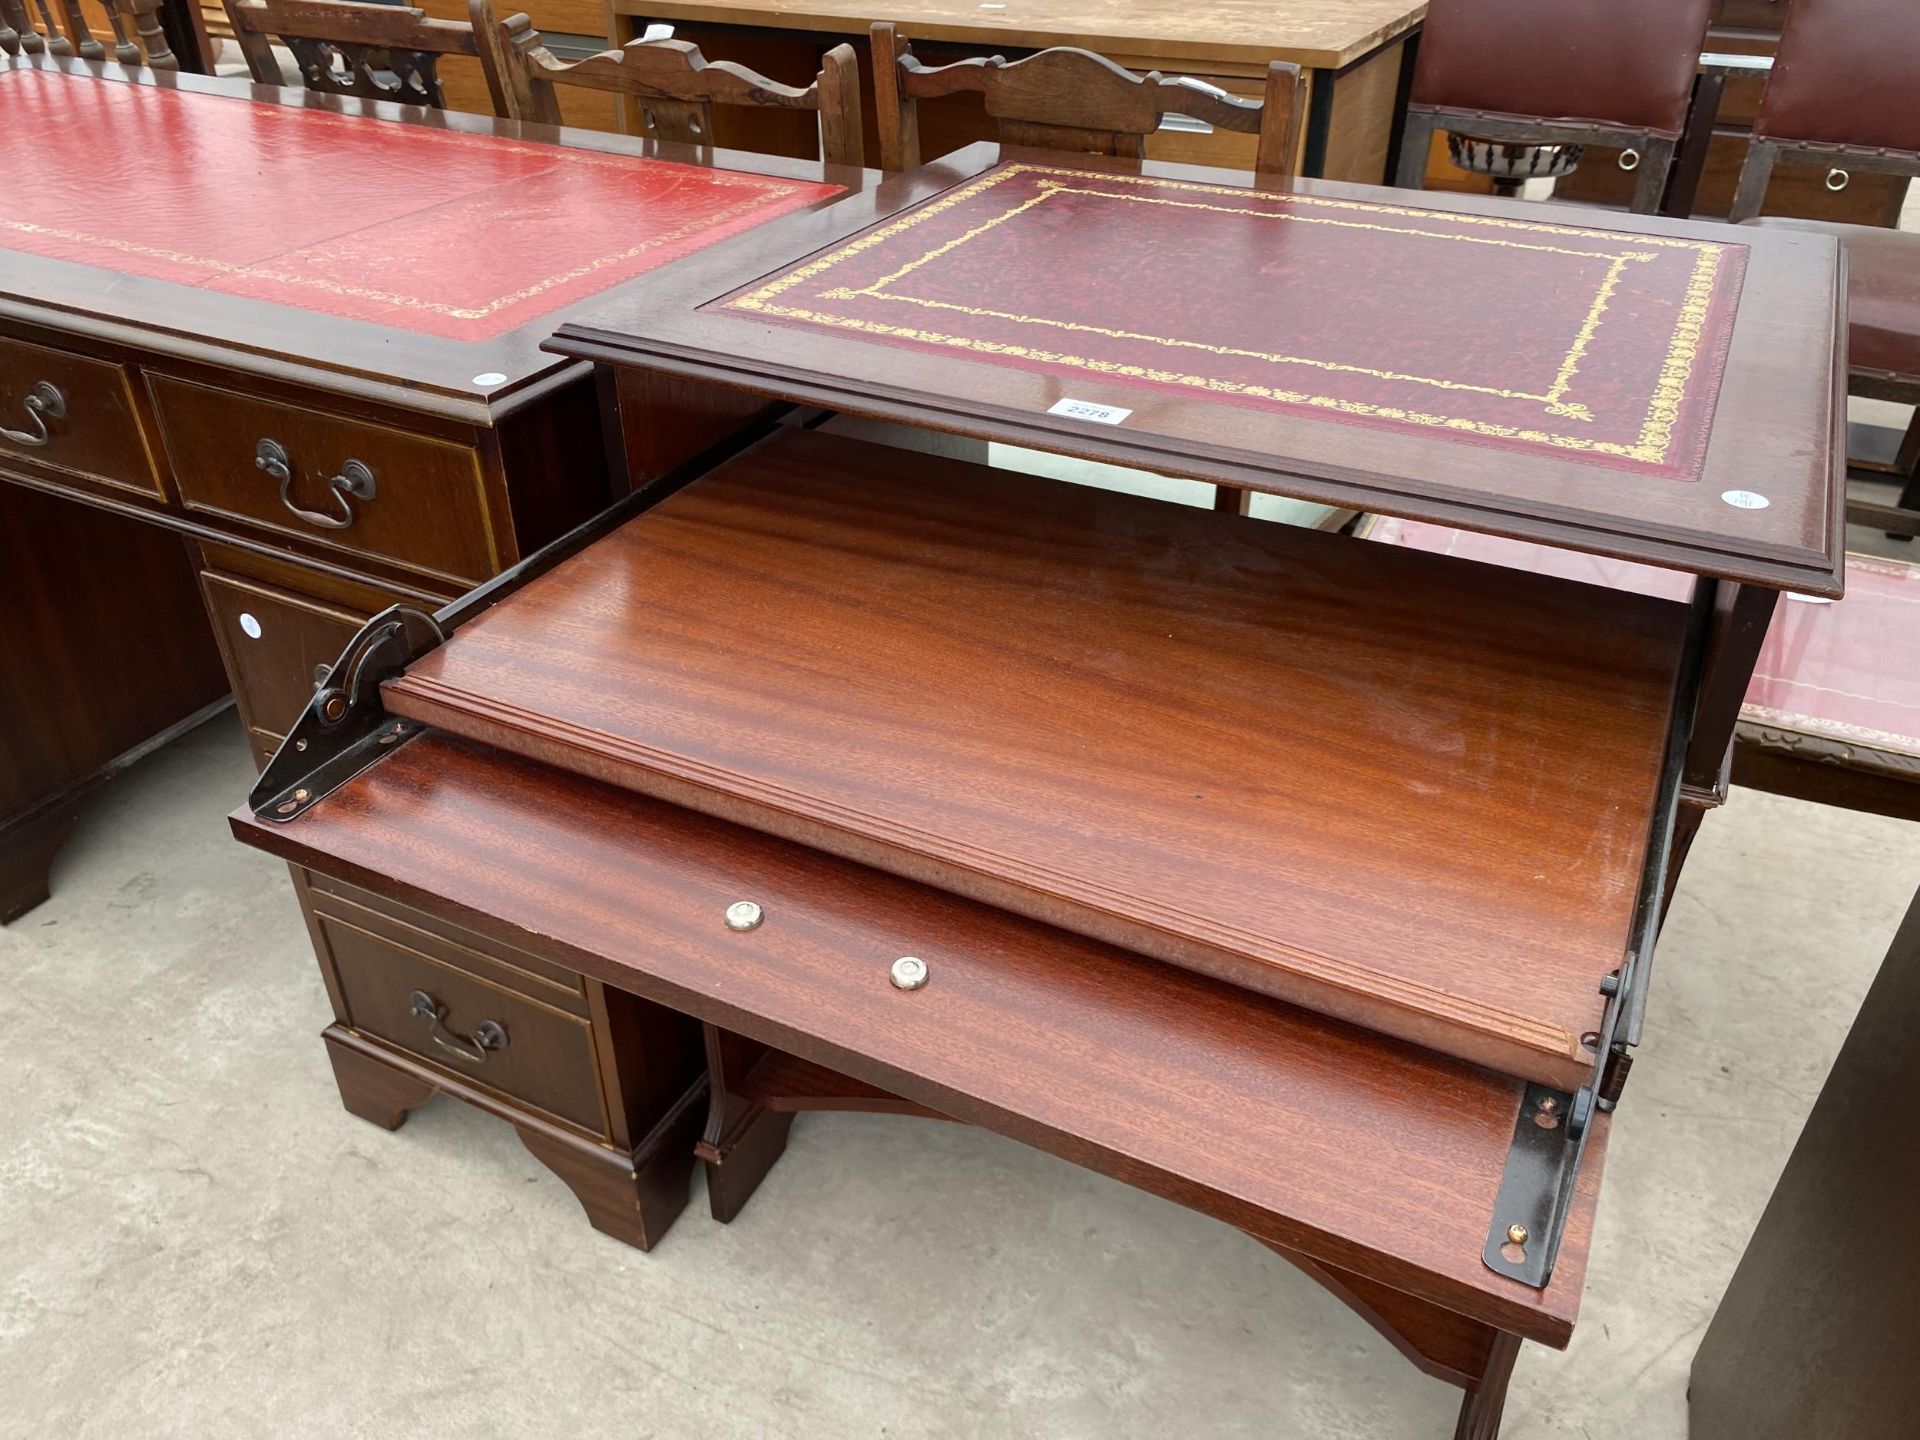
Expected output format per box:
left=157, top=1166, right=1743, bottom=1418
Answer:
left=1, top=712, right=1915, bottom=1438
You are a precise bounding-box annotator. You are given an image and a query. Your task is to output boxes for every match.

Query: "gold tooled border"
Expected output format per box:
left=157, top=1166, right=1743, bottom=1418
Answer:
left=2, top=71, right=831, bottom=323
left=728, top=163, right=1734, bottom=466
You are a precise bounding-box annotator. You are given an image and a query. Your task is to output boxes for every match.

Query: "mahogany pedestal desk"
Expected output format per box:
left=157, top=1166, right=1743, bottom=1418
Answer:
left=233, top=146, right=1843, bottom=1434
left=0, top=56, right=862, bottom=1220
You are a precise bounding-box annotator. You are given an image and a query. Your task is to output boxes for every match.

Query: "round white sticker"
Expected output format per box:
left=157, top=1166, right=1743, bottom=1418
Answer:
left=1720, top=489, right=1771, bottom=510
left=239, top=612, right=263, bottom=639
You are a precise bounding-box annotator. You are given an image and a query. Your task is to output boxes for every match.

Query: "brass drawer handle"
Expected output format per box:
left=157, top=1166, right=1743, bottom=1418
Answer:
left=1, top=381, right=67, bottom=447
left=254, top=437, right=377, bottom=530
left=407, top=989, right=509, bottom=1064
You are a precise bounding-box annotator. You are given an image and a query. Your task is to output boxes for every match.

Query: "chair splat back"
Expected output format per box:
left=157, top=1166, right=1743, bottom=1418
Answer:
left=223, top=0, right=491, bottom=110
left=473, top=0, right=863, bottom=167
left=871, top=21, right=1301, bottom=180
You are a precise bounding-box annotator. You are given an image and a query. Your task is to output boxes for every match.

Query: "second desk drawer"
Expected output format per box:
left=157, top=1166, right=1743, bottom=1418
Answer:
left=200, top=569, right=368, bottom=739
left=151, top=374, right=499, bottom=586
left=318, top=909, right=606, bottom=1133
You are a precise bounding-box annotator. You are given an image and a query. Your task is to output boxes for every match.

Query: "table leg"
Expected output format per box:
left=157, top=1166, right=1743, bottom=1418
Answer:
left=695, top=1025, right=796, bottom=1223
left=325, top=1023, right=439, bottom=1130
left=1452, top=1330, right=1521, bottom=1439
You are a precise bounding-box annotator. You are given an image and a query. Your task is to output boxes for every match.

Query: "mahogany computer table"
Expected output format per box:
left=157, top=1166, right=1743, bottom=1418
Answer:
left=231, top=145, right=1844, bottom=1435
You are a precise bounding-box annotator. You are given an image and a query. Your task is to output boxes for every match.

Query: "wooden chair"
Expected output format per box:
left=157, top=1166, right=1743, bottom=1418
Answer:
left=1, top=0, right=177, bottom=65
left=1392, top=0, right=1718, bottom=214
left=1727, top=0, right=1920, bottom=537
left=223, top=0, right=496, bottom=111
left=871, top=21, right=1302, bottom=180
left=470, top=0, right=861, bottom=165
left=870, top=22, right=1302, bottom=515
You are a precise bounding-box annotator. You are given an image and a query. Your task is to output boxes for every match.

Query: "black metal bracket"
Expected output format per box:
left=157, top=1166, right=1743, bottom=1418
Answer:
left=1481, top=577, right=1720, bottom=1288
left=249, top=605, right=445, bottom=822
left=245, top=403, right=798, bottom=823
left=1483, top=1083, right=1586, bottom=1286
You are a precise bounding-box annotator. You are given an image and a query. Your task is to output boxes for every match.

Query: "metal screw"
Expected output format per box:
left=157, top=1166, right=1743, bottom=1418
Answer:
left=889, top=956, right=929, bottom=990
left=1506, top=1223, right=1529, bottom=1247
left=724, top=901, right=763, bottom=932
left=1538, top=1096, right=1559, bottom=1115
left=293, top=789, right=309, bottom=802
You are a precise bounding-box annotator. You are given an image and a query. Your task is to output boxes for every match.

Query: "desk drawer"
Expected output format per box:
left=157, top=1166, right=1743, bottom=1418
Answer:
left=200, top=569, right=368, bottom=740
left=151, top=374, right=499, bottom=587
left=0, top=337, right=160, bottom=497
left=317, top=906, right=606, bottom=1133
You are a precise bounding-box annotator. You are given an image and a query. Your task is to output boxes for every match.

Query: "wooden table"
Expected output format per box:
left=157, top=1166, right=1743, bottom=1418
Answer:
left=229, top=142, right=1842, bottom=1435
left=606, top=0, right=1425, bottom=180
left=0, top=54, right=863, bottom=1213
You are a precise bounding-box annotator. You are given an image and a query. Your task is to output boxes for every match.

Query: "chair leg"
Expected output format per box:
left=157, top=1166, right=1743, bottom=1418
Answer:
left=1629, top=136, right=1678, bottom=215
left=1887, top=407, right=1920, bottom=540
left=1394, top=109, right=1438, bottom=190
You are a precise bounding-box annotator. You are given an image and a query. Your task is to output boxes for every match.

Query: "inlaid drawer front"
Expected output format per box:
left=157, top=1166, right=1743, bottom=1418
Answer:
left=0, top=337, right=160, bottom=497
left=199, top=569, right=367, bottom=740
left=150, top=374, right=499, bottom=586
left=311, top=875, right=590, bottom=1009
left=319, top=910, right=606, bottom=1134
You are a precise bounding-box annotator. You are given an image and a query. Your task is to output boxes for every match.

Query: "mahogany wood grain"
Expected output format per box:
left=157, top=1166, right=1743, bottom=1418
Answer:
left=385, top=425, right=1686, bottom=1087
left=151, top=374, right=500, bottom=590
left=738, top=1047, right=949, bottom=1118
left=707, top=1035, right=1526, bottom=1434
left=0, top=482, right=227, bottom=920
left=316, top=902, right=608, bottom=1130
left=0, top=335, right=161, bottom=500
left=323, top=1022, right=706, bottom=1250
left=696, top=1024, right=795, bottom=1222
left=550, top=142, right=1847, bottom=596
left=231, top=729, right=1608, bottom=1346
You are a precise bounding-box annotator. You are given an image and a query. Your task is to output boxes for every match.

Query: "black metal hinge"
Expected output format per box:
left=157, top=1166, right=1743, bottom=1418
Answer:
left=249, top=605, right=443, bottom=821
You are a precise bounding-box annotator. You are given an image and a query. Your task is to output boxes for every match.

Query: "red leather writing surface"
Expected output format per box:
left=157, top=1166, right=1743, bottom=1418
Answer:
left=719, top=162, right=1746, bottom=478
left=0, top=70, right=840, bottom=341
left=1368, top=518, right=1919, bottom=760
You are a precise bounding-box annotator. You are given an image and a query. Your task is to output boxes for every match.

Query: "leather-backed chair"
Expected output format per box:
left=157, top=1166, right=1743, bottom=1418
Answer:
left=223, top=0, right=497, bottom=111
left=1730, top=0, right=1920, bottom=535
left=1392, top=0, right=1717, bottom=213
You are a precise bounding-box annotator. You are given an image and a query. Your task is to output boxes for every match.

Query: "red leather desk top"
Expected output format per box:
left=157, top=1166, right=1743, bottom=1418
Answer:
left=0, top=68, right=840, bottom=342
left=718, top=161, right=1747, bottom=478
left=1367, top=518, right=1919, bottom=764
